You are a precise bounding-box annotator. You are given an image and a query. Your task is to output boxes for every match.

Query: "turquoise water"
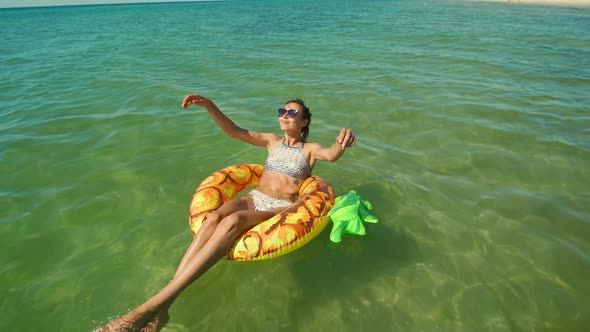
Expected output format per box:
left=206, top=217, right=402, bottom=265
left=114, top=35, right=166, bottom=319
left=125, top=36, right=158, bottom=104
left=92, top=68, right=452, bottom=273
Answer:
left=1, top=0, right=590, bottom=331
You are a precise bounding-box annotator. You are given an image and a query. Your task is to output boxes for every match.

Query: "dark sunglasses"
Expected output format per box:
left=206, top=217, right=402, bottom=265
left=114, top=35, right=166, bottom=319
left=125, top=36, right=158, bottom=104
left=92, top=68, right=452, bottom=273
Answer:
left=277, top=108, right=299, bottom=118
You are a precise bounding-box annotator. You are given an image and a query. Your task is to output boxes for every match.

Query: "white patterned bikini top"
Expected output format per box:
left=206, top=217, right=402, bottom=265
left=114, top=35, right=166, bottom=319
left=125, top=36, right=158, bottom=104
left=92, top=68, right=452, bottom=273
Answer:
left=264, top=140, right=312, bottom=180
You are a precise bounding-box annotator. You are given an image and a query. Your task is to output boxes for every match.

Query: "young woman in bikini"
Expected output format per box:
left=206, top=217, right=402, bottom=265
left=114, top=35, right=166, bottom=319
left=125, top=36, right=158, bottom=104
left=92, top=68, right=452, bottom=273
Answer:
left=96, top=93, right=356, bottom=331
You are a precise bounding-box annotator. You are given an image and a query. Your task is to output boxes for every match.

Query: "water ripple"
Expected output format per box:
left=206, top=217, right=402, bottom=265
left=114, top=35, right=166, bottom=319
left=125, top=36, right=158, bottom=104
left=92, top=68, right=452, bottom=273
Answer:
left=1, top=1, right=590, bottom=332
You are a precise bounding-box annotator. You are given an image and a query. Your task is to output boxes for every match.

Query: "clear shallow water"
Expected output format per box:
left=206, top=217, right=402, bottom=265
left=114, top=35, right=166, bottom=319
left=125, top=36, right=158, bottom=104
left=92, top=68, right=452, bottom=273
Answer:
left=1, top=0, right=589, bottom=331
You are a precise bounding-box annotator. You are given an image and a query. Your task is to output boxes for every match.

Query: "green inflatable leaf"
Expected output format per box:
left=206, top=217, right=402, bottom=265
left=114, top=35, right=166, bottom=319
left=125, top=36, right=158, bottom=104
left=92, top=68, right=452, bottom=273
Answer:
left=327, top=190, right=378, bottom=243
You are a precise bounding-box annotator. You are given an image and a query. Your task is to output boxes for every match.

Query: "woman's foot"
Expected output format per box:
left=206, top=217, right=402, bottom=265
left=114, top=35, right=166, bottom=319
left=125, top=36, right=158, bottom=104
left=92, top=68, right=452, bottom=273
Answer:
left=94, top=310, right=153, bottom=332
left=140, top=310, right=169, bottom=332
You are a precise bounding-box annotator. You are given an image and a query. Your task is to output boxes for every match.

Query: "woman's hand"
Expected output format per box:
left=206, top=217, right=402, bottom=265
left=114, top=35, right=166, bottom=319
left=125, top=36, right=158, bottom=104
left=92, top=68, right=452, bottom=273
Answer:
left=182, top=94, right=213, bottom=109
left=336, top=128, right=356, bottom=149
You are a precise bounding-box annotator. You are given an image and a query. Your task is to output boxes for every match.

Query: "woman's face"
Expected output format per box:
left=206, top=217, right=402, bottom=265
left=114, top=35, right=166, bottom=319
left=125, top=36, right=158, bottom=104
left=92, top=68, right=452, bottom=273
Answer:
left=279, top=102, right=308, bottom=132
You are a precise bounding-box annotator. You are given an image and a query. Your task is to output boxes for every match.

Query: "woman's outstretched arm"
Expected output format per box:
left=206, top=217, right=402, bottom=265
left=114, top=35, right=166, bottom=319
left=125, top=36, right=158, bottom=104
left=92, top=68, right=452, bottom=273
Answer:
left=182, top=94, right=279, bottom=147
left=308, top=128, right=356, bottom=163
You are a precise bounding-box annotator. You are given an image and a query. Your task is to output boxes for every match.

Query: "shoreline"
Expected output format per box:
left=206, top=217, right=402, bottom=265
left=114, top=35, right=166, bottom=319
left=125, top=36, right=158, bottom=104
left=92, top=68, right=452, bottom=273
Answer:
left=471, top=0, right=590, bottom=6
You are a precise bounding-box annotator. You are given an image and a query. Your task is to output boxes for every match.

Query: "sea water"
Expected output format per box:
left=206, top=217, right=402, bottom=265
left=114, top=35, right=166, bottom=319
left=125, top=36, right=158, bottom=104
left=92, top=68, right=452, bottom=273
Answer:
left=1, top=0, right=589, bottom=331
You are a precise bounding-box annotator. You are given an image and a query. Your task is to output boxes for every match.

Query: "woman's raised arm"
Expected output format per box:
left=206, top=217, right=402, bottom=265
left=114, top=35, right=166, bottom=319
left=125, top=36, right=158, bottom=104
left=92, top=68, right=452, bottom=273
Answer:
left=309, top=128, right=356, bottom=163
left=182, top=94, right=278, bottom=147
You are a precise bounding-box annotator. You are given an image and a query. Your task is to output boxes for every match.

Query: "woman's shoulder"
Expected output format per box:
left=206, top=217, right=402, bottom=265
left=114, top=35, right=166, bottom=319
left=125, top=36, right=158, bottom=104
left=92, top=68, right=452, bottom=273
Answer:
left=265, top=134, right=283, bottom=149
left=303, top=142, right=324, bottom=157
left=304, top=141, right=322, bottom=150
left=264, top=133, right=282, bottom=141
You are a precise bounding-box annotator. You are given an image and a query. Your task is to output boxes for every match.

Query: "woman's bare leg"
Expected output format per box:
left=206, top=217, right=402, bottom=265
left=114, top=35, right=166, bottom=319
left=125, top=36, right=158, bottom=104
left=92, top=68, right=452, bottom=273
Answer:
left=96, top=205, right=275, bottom=332
left=137, top=199, right=255, bottom=332
left=134, top=209, right=275, bottom=313
left=174, top=197, right=251, bottom=277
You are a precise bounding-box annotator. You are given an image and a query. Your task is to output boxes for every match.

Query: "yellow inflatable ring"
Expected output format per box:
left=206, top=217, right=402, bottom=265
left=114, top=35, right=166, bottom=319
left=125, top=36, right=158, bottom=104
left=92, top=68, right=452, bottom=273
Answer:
left=189, top=164, right=336, bottom=261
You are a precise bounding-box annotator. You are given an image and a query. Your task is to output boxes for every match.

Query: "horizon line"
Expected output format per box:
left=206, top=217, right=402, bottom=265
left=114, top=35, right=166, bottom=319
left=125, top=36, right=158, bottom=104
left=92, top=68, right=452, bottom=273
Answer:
left=0, top=0, right=228, bottom=10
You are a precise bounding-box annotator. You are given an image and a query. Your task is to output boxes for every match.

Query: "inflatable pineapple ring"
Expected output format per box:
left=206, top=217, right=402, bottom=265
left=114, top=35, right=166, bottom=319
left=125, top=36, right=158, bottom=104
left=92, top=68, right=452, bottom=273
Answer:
left=189, top=164, right=336, bottom=261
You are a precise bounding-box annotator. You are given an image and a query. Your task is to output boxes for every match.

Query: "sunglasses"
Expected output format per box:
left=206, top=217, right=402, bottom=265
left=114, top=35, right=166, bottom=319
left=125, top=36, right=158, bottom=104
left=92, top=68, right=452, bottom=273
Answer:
left=277, top=108, right=299, bottom=118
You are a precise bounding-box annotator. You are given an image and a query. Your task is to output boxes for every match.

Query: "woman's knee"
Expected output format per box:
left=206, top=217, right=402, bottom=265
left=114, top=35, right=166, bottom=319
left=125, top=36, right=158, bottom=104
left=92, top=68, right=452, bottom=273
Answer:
left=202, top=212, right=223, bottom=229
left=217, top=213, right=243, bottom=235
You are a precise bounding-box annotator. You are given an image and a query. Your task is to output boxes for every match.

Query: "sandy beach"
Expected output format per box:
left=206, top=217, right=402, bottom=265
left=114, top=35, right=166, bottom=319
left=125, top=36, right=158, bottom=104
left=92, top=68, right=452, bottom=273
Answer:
left=473, top=0, right=590, bottom=6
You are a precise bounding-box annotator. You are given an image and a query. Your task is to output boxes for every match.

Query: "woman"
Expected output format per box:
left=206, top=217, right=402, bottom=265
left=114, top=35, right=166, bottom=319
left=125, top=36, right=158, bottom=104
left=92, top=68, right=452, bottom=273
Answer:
left=96, top=94, right=356, bottom=332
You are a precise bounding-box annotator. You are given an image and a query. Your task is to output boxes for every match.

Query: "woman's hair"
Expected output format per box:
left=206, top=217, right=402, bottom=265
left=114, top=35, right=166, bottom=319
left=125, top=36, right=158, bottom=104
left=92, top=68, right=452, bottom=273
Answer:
left=286, top=98, right=312, bottom=142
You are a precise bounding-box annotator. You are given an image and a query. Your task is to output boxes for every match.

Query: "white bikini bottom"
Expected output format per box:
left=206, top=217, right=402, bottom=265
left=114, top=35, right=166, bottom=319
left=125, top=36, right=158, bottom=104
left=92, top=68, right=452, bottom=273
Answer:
left=248, top=189, right=292, bottom=212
